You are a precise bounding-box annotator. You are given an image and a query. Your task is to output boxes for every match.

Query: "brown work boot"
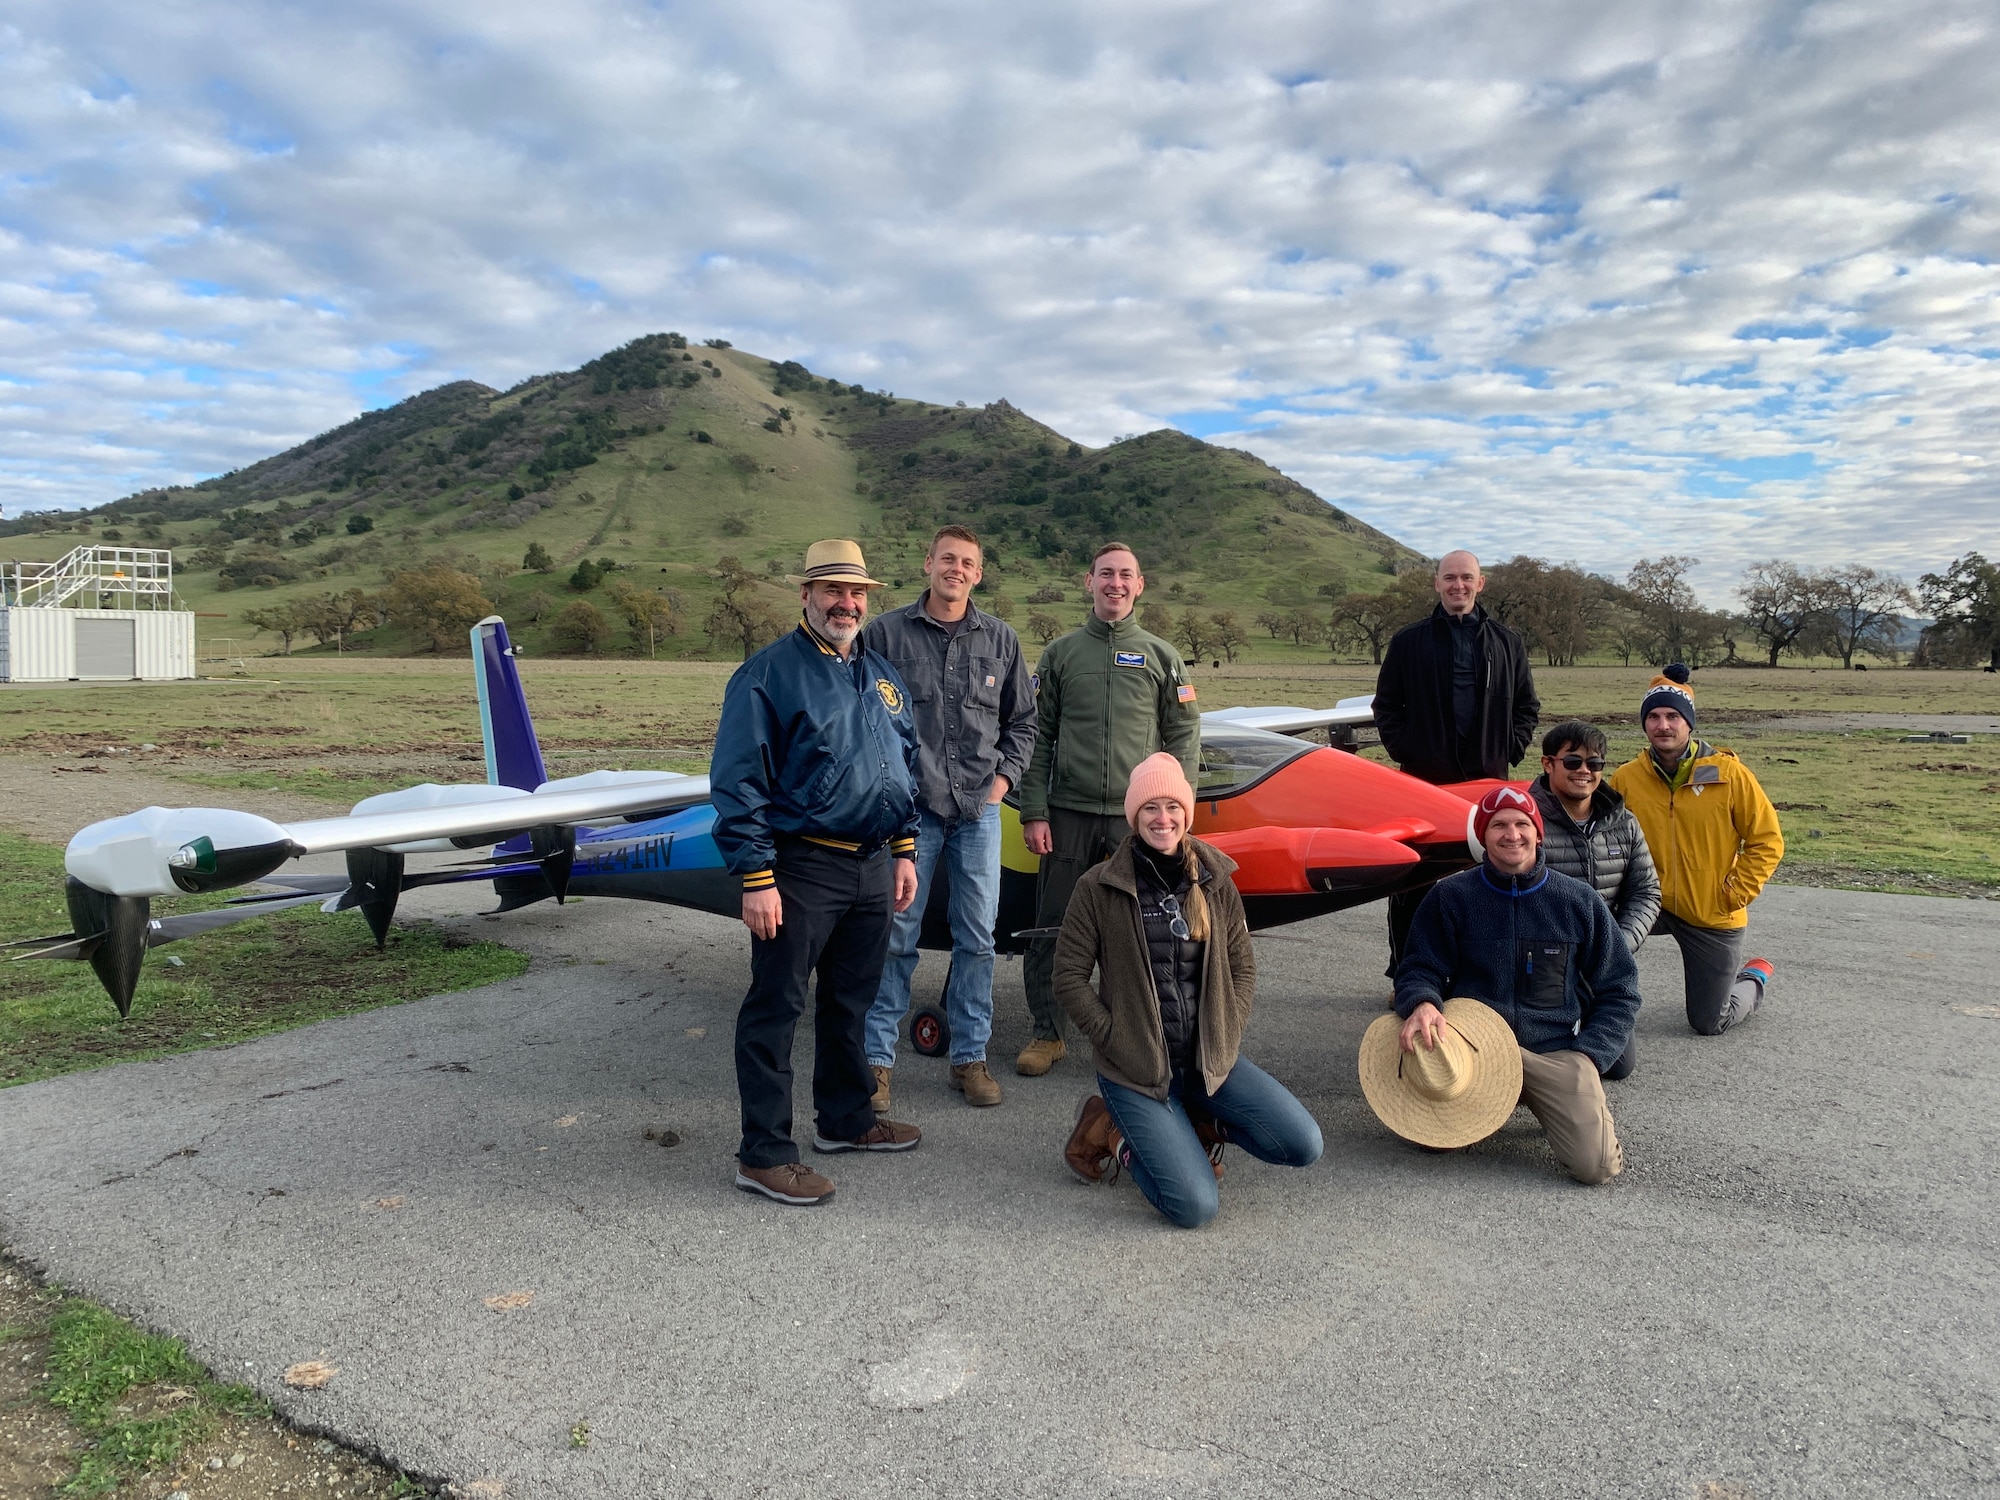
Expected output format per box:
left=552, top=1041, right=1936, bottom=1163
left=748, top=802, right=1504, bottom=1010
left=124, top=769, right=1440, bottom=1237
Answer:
left=870, top=1065, right=892, bottom=1115
left=734, top=1160, right=836, bottom=1206
left=1192, top=1113, right=1227, bottom=1182
left=812, top=1119, right=922, bottom=1154
left=1064, top=1094, right=1124, bottom=1184
left=1015, top=1037, right=1066, bottom=1076
left=950, top=1061, right=1002, bottom=1107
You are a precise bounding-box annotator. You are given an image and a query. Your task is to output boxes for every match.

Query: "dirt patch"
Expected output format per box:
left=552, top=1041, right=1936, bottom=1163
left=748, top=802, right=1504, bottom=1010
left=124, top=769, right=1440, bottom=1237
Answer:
left=1774, top=866, right=2000, bottom=900
left=0, top=755, right=346, bottom=844
left=0, top=1254, right=429, bottom=1498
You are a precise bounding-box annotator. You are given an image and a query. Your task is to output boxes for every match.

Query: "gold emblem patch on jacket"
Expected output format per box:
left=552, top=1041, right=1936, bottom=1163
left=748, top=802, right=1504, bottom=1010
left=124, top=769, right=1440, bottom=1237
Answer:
left=876, top=679, right=904, bottom=712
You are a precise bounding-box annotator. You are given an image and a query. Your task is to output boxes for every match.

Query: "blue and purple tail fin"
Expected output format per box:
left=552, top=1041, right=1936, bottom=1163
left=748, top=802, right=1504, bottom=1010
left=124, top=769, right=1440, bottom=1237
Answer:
left=472, top=616, right=549, bottom=791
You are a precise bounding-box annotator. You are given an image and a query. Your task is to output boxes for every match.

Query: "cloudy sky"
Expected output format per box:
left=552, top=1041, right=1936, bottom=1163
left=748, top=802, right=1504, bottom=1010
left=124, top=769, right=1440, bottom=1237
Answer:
left=2, top=1, right=1994, bottom=599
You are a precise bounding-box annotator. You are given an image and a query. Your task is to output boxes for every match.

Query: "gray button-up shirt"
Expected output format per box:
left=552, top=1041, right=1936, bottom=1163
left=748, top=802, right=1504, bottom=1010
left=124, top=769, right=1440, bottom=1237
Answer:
left=860, top=592, right=1037, bottom=824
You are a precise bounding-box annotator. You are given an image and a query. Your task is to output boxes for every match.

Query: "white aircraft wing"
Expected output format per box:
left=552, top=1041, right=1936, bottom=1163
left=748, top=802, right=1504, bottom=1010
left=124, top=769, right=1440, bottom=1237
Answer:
left=1202, top=696, right=1375, bottom=736
left=65, top=771, right=714, bottom=899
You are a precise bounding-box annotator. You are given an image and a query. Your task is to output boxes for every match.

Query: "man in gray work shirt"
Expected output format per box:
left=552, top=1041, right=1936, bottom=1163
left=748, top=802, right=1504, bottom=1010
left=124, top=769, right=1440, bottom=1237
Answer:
left=858, top=525, right=1037, bottom=1110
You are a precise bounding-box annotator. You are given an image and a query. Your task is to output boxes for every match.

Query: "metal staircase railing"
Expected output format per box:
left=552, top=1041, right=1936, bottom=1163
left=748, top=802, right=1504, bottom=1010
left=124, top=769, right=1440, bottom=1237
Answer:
left=3, top=546, right=175, bottom=609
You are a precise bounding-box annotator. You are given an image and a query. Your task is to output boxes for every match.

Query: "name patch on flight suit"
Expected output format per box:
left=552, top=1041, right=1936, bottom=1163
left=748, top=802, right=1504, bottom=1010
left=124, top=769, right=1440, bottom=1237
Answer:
left=1114, top=651, right=1147, bottom=668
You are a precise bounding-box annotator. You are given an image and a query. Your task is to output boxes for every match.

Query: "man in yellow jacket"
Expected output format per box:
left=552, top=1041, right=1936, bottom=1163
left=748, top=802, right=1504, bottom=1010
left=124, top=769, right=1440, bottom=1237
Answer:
left=1608, top=665, right=1783, bottom=1035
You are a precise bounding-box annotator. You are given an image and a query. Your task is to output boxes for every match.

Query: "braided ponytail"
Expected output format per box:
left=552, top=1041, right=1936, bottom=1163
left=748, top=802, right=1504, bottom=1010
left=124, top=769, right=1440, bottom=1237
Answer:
left=1179, top=840, right=1210, bottom=941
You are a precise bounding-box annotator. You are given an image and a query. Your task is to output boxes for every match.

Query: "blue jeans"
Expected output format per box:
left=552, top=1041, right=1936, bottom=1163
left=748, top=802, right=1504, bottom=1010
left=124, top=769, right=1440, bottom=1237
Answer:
left=1098, top=1059, right=1323, bottom=1229
left=864, top=804, right=1001, bottom=1067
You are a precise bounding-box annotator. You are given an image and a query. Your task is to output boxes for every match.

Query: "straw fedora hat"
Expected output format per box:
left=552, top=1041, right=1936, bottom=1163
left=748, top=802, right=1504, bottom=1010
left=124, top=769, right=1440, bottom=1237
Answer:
left=1358, top=997, right=1523, bottom=1149
left=786, top=538, right=885, bottom=589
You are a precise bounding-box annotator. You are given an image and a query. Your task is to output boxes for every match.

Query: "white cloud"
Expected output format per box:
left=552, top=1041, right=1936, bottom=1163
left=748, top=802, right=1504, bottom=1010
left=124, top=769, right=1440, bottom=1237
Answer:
left=1, top=0, right=1996, bottom=600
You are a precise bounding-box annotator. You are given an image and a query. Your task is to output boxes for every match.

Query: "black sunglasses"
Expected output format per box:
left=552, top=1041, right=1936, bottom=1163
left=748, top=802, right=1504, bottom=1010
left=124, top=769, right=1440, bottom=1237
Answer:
left=1159, top=893, right=1191, bottom=941
left=1555, top=754, right=1606, bottom=773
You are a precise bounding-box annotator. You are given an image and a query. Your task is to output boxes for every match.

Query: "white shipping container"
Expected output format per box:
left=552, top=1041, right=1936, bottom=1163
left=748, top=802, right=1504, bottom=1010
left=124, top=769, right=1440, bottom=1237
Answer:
left=0, top=609, right=195, bottom=682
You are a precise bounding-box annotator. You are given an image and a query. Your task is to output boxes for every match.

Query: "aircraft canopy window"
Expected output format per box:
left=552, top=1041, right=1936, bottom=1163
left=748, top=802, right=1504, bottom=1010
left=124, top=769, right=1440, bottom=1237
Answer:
left=1195, top=723, right=1317, bottom=799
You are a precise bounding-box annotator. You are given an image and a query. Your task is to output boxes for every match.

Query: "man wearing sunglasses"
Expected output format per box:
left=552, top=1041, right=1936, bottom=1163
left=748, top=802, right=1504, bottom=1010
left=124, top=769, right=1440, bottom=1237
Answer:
left=1530, top=720, right=1660, bottom=1079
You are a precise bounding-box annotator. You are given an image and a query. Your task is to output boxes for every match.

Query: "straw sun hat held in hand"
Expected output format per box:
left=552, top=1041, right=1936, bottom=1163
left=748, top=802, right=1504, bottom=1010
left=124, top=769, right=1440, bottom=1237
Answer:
left=1358, top=997, right=1523, bottom=1150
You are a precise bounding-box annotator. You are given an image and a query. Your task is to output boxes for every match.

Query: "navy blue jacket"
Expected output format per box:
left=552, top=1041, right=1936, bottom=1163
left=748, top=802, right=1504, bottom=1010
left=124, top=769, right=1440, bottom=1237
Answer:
left=711, top=622, right=921, bottom=889
left=1393, top=859, right=1640, bottom=1073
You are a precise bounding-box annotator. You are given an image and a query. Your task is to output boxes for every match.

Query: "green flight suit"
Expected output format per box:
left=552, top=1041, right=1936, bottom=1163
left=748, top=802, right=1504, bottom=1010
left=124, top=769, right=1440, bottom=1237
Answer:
left=1020, top=613, right=1202, bottom=1040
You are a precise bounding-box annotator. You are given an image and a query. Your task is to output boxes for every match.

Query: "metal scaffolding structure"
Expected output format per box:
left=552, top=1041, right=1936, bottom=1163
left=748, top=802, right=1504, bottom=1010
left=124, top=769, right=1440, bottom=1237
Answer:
left=1, top=545, right=176, bottom=610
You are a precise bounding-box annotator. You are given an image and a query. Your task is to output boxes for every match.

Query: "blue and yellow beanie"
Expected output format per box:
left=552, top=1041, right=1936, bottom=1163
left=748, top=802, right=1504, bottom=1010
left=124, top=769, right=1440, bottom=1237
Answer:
left=1640, top=663, right=1695, bottom=729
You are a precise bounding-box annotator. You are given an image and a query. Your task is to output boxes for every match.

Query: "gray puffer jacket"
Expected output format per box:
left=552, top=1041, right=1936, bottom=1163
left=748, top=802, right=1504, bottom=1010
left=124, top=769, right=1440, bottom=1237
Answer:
left=1529, top=776, right=1661, bottom=953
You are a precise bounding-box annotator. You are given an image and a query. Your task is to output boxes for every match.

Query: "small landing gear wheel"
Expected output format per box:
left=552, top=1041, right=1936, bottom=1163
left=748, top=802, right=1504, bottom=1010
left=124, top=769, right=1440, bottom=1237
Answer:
left=909, top=1005, right=950, bottom=1058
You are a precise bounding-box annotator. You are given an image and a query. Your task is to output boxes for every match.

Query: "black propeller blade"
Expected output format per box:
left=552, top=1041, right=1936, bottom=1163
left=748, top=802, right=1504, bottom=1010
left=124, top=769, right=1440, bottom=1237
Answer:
left=345, top=847, right=405, bottom=950
left=230, top=874, right=351, bottom=897
left=65, top=879, right=147, bottom=1019
left=149, top=893, right=327, bottom=941
left=531, top=825, right=576, bottom=904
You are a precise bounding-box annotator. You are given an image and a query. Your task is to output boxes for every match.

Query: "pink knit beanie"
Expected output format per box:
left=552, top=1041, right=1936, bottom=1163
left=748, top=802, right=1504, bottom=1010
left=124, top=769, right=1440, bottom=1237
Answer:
left=1124, top=752, right=1196, bottom=828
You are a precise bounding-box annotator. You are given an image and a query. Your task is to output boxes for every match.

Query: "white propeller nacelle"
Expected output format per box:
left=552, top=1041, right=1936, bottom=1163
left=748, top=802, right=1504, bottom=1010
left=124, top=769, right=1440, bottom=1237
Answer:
left=66, top=807, right=298, bottom=898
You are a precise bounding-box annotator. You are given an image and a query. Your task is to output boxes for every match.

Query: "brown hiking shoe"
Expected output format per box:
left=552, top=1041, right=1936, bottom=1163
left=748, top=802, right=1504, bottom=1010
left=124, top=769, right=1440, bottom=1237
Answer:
left=870, top=1065, right=892, bottom=1115
left=812, top=1119, right=921, bottom=1154
left=735, top=1161, right=835, bottom=1206
left=1064, top=1094, right=1124, bottom=1184
left=1192, top=1113, right=1227, bottom=1182
left=950, top=1061, right=1002, bottom=1107
left=1015, top=1037, right=1066, bottom=1076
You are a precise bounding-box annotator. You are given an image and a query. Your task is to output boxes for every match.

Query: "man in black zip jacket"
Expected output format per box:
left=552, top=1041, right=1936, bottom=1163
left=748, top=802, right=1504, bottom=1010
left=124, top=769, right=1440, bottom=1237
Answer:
left=1373, top=551, right=1540, bottom=968
left=1394, top=785, right=1638, bottom=1184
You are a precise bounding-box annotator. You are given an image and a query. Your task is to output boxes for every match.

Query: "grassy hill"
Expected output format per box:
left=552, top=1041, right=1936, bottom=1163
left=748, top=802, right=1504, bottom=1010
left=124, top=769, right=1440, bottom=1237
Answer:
left=0, top=335, right=1422, bottom=661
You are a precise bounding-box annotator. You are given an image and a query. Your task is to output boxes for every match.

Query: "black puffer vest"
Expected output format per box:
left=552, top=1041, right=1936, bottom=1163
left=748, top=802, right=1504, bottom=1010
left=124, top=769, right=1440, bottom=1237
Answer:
left=1135, top=843, right=1207, bottom=1072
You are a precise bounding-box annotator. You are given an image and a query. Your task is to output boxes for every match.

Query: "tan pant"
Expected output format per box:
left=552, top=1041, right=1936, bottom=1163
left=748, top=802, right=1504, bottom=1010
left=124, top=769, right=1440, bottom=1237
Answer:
left=1518, top=1048, right=1623, bottom=1185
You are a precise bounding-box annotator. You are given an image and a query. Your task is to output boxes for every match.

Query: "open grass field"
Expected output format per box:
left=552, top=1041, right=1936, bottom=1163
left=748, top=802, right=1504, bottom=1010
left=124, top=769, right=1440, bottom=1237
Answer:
left=4, top=661, right=1995, bottom=894
left=6, top=658, right=1997, bottom=757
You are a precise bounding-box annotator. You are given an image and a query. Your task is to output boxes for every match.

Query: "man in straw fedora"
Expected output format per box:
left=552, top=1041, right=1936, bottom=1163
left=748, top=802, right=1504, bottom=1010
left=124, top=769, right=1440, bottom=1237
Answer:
left=1361, top=785, right=1641, bottom=1183
left=711, top=540, right=926, bottom=1205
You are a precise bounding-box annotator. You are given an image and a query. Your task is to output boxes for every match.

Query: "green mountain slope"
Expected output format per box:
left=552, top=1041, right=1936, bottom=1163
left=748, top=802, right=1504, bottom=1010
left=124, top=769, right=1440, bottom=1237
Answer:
left=3, top=335, right=1421, bottom=659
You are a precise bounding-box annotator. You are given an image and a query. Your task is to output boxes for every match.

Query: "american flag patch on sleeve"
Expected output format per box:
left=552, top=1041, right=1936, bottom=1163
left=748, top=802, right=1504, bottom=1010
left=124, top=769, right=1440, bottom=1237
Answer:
left=1177, top=684, right=1197, bottom=703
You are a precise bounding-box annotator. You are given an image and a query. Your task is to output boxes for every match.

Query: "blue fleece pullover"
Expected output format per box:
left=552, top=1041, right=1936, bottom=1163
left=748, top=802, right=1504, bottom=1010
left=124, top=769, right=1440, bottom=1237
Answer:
left=1393, top=859, right=1640, bottom=1073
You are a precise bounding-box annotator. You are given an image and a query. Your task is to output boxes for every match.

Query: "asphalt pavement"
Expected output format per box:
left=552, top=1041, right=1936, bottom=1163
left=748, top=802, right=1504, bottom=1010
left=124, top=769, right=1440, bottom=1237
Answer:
left=1, top=884, right=1996, bottom=1500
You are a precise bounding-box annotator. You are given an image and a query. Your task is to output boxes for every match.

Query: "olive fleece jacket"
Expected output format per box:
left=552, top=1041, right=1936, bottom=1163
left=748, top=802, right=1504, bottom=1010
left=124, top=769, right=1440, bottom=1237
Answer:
left=1052, top=837, right=1256, bottom=1100
left=1017, top=613, right=1202, bottom=822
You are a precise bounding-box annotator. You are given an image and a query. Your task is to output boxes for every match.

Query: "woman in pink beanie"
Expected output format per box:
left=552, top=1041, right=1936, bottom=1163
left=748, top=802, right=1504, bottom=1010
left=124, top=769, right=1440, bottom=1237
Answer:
left=1051, top=753, right=1322, bottom=1228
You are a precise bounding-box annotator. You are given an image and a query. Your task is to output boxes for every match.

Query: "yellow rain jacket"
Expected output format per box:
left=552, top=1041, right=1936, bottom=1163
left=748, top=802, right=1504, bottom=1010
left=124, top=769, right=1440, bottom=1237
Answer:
left=1608, top=742, right=1784, bottom=931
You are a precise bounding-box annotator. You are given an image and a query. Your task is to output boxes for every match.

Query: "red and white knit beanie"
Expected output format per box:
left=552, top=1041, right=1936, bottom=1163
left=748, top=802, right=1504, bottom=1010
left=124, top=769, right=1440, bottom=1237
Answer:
left=1472, top=784, right=1543, bottom=846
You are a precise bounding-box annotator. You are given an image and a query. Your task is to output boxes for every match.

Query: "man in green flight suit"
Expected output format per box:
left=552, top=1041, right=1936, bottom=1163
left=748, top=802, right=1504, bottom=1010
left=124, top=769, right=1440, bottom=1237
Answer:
left=1016, top=542, right=1202, bottom=1076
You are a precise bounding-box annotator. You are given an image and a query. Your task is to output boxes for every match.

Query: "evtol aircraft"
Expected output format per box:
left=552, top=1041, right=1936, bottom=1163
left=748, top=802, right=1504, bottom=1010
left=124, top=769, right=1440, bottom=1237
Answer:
left=12, top=616, right=1506, bottom=1054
